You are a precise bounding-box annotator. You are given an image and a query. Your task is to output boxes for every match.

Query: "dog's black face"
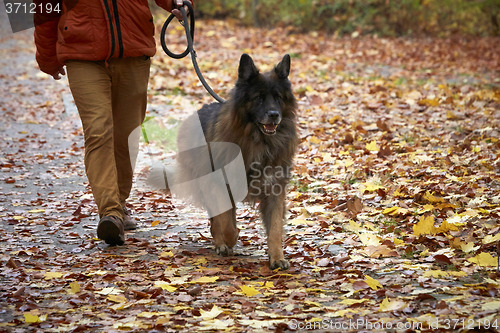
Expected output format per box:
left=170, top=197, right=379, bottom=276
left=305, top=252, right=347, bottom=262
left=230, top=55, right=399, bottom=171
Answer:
left=234, top=54, right=293, bottom=136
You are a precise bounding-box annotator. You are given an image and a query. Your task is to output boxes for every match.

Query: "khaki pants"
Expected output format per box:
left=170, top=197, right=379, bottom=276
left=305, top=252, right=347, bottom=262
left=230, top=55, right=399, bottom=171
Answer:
left=66, top=57, right=151, bottom=219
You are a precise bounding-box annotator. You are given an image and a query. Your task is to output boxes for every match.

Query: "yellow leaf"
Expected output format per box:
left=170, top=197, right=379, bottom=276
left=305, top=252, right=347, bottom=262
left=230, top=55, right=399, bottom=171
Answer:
left=44, top=272, right=63, bottom=280
left=359, top=233, right=381, bottom=246
left=413, top=215, right=436, bottom=236
left=423, top=191, right=445, bottom=204
left=419, top=98, right=440, bottom=107
left=365, top=140, right=379, bottom=152
left=309, top=136, right=321, bottom=144
left=13, top=216, right=25, bottom=220
left=423, top=270, right=467, bottom=278
left=482, top=300, right=500, bottom=311
left=260, top=281, right=274, bottom=289
left=240, top=285, right=261, bottom=297
left=364, top=275, right=382, bottom=290
left=362, top=180, right=385, bottom=192
left=329, top=115, right=341, bottom=124
left=107, top=294, right=127, bottom=303
left=436, top=220, right=459, bottom=233
left=304, top=300, right=322, bottom=307
left=154, top=281, right=178, bottom=292
left=383, top=206, right=409, bottom=216
left=137, top=312, right=159, bottom=318
left=419, top=249, right=429, bottom=257
left=191, top=276, right=219, bottom=284
left=418, top=204, right=434, bottom=214
left=69, top=281, right=80, bottom=294
left=159, top=251, right=174, bottom=258
left=461, top=242, right=479, bottom=253
left=382, top=207, right=397, bottom=214
left=27, top=209, right=45, bottom=213
left=483, top=234, right=500, bottom=244
left=192, top=257, right=208, bottom=266
left=24, top=313, right=41, bottom=324
left=151, top=220, right=160, bottom=226
left=467, top=252, right=498, bottom=267
left=393, top=187, right=406, bottom=198
left=339, top=298, right=368, bottom=305
left=393, top=238, right=404, bottom=246
left=379, top=298, right=406, bottom=312
left=345, top=220, right=364, bottom=232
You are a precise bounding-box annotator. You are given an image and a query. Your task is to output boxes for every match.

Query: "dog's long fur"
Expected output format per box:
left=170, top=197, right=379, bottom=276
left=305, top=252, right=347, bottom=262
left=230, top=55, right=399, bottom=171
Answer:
left=152, top=54, right=297, bottom=269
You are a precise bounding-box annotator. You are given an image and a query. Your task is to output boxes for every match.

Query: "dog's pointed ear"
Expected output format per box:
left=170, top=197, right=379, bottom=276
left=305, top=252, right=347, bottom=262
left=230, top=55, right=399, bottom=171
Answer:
left=275, top=54, right=291, bottom=79
left=238, top=54, right=259, bottom=81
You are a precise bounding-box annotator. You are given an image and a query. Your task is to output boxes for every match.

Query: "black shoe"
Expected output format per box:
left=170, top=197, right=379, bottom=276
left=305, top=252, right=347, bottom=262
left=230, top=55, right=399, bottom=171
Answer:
left=122, top=206, right=137, bottom=230
left=97, top=215, right=125, bottom=246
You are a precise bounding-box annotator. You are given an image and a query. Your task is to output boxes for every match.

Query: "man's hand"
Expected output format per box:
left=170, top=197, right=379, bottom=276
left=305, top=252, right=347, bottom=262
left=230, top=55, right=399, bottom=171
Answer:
left=50, top=67, right=66, bottom=80
left=171, top=0, right=192, bottom=21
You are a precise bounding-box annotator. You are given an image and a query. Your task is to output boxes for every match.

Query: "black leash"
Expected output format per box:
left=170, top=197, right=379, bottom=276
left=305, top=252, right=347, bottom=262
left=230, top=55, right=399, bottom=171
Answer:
left=160, top=1, right=226, bottom=103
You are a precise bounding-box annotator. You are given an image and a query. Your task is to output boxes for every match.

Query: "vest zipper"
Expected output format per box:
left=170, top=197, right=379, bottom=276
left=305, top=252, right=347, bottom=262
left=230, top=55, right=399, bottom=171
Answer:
left=102, top=0, right=115, bottom=62
left=111, top=0, right=124, bottom=58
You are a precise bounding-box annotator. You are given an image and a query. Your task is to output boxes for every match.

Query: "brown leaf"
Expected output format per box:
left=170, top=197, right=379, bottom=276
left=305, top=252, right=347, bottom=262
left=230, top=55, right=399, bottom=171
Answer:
left=376, top=119, right=390, bottom=132
left=353, top=280, right=369, bottom=290
left=434, top=254, right=452, bottom=265
left=343, top=132, right=354, bottom=144
left=347, top=196, right=363, bottom=215
left=188, top=285, right=202, bottom=296
left=6, top=257, right=18, bottom=269
left=316, top=258, right=330, bottom=267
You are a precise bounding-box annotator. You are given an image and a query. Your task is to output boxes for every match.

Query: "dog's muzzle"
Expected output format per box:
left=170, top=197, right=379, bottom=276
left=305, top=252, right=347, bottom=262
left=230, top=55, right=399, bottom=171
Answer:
left=259, top=110, right=281, bottom=135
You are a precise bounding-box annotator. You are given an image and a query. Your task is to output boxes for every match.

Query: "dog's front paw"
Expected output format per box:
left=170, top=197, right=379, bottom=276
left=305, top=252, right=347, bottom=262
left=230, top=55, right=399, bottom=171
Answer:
left=270, top=258, right=290, bottom=270
left=215, top=245, right=233, bottom=257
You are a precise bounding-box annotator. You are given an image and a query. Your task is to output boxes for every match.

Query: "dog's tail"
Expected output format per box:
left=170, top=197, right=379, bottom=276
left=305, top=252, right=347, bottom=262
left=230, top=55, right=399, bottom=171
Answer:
left=146, top=161, right=176, bottom=192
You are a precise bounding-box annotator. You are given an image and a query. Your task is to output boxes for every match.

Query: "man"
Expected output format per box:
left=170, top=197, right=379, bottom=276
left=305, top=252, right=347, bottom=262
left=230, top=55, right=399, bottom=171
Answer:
left=34, top=0, right=192, bottom=245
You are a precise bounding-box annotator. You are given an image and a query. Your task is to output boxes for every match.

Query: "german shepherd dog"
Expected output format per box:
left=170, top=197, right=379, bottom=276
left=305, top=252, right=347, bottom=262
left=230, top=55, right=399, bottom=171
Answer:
left=152, top=54, right=297, bottom=270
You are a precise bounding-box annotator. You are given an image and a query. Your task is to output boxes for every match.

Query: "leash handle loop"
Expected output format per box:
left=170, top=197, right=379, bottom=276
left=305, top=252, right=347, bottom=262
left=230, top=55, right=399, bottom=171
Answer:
left=160, top=1, right=194, bottom=59
left=160, top=1, right=226, bottom=103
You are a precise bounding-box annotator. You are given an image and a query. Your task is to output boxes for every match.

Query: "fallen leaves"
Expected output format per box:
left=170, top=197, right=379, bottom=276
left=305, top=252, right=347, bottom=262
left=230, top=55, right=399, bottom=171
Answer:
left=200, top=305, right=223, bottom=320
left=422, top=270, right=467, bottom=278
left=364, top=275, right=383, bottom=290
left=413, top=214, right=436, bottom=236
left=0, top=16, right=499, bottom=333
left=239, top=285, right=261, bottom=297
left=68, top=281, right=80, bottom=294
left=467, top=252, right=498, bottom=267
left=154, top=281, right=178, bottom=292
left=23, top=312, right=46, bottom=324
left=190, top=276, right=219, bottom=284
left=43, top=271, right=64, bottom=280
left=379, top=298, right=407, bottom=312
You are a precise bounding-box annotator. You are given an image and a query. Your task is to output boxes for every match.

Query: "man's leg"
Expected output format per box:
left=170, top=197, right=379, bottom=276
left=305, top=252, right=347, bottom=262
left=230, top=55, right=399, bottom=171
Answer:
left=66, top=60, right=124, bottom=245
left=109, top=56, right=151, bottom=207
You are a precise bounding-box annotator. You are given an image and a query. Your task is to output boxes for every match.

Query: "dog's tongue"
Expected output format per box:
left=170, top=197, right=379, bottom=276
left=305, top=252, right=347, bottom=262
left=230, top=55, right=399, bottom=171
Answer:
left=264, top=124, right=276, bottom=132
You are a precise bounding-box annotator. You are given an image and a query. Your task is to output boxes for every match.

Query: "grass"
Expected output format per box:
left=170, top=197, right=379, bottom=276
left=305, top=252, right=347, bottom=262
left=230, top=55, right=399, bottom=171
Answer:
left=141, top=116, right=180, bottom=152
